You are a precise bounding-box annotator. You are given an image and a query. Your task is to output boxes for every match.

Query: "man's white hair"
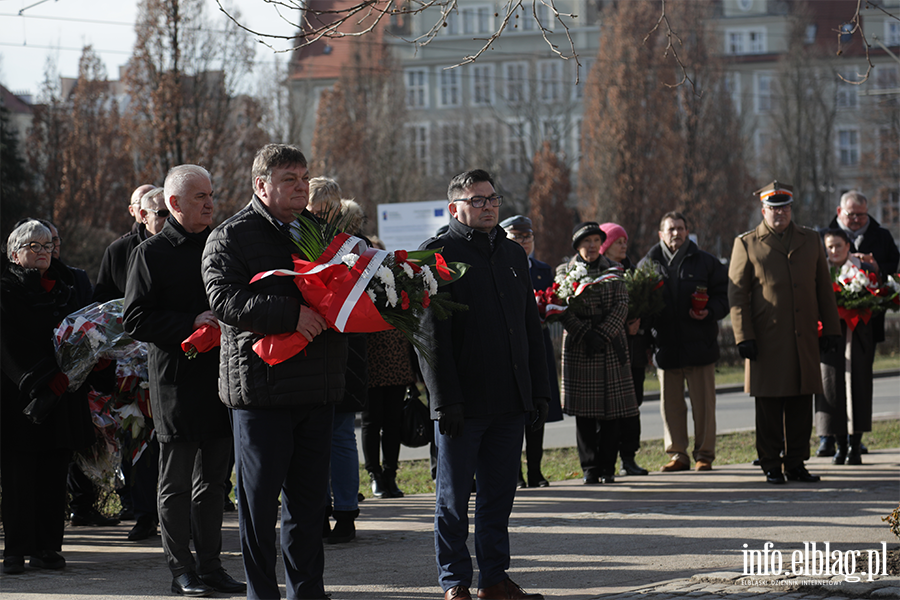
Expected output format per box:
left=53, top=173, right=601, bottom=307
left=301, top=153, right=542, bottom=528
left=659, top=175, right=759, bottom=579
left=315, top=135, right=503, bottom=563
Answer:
left=840, top=190, right=867, bottom=208
left=164, top=165, right=211, bottom=211
left=140, top=187, right=165, bottom=210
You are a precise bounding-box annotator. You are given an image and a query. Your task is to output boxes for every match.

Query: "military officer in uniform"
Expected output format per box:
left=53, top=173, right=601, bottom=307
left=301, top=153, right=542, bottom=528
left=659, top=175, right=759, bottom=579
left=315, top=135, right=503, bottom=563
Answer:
left=727, top=181, right=841, bottom=485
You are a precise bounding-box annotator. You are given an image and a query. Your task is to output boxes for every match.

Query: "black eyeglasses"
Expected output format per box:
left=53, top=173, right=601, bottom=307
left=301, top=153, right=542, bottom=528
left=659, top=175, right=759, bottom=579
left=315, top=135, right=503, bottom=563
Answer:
left=508, top=232, right=534, bottom=242
left=454, top=194, right=503, bottom=208
left=147, top=208, right=170, bottom=218
left=20, top=242, right=55, bottom=254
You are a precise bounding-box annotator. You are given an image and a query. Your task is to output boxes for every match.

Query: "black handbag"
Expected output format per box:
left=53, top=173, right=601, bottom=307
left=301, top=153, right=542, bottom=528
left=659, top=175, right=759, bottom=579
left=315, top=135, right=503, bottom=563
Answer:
left=400, top=385, right=433, bottom=448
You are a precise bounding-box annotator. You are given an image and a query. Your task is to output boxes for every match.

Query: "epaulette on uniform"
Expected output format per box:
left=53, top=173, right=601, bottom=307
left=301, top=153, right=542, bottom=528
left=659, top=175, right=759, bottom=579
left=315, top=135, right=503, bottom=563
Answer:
left=737, top=229, right=755, bottom=239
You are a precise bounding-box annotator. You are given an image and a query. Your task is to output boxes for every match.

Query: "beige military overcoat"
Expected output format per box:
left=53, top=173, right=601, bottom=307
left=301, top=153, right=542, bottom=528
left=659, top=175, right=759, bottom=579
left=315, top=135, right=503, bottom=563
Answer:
left=728, top=221, right=841, bottom=397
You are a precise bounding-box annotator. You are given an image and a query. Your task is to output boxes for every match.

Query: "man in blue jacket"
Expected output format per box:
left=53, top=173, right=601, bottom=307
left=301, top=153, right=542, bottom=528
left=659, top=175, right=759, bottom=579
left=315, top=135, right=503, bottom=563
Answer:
left=640, top=211, right=728, bottom=473
left=418, top=170, right=549, bottom=600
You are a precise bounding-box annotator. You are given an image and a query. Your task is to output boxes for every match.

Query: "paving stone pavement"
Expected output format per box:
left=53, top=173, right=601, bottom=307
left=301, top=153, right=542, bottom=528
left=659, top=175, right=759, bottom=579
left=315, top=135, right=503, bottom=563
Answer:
left=1, top=447, right=898, bottom=599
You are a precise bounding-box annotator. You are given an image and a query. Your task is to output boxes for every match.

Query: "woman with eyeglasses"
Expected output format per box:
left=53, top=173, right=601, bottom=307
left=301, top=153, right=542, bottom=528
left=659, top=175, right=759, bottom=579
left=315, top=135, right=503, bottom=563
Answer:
left=557, top=223, right=639, bottom=484
left=1, top=219, right=95, bottom=574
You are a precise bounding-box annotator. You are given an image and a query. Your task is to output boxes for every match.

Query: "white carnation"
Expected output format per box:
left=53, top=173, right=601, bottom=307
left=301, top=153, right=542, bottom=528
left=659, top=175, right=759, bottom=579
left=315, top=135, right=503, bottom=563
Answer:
left=366, top=289, right=378, bottom=304
left=385, top=286, right=399, bottom=308
left=400, top=262, right=415, bottom=278
left=422, top=266, right=438, bottom=296
left=377, top=265, right=395, bottom=288
left=342, top=253, right=359, bottom=267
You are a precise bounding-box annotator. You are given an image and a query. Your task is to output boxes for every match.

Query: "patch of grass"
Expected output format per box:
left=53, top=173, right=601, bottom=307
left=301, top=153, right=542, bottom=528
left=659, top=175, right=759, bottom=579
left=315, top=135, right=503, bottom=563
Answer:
left=364, top=419, right=899, bottom=497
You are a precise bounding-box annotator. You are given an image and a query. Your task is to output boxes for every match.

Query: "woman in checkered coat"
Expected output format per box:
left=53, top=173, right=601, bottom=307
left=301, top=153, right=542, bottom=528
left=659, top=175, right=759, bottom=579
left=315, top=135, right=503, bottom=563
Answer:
left=558, top=222, right=639, bottom=484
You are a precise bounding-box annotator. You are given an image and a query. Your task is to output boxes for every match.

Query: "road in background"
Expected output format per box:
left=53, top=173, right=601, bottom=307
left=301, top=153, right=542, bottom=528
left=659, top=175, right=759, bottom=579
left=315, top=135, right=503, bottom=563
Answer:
left=363, top=373, right=900, bottom=463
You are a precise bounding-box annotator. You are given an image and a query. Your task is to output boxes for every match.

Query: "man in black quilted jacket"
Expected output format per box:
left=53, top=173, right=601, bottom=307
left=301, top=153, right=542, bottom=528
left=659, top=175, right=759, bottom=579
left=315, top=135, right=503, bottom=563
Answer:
left=202, top=144, right=348, bottom=600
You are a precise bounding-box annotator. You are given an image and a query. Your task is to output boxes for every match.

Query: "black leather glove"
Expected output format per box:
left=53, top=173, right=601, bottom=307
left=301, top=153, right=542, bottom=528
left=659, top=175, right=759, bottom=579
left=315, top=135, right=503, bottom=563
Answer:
left=819, top=334, right=842, bottom=354
left=583, top=331, right=606, bottom=355
left=437, top=404, right=465, bottom=439
left=530, top=398, right=549, bottom=432
left=737, top=340, right=758, bottom=361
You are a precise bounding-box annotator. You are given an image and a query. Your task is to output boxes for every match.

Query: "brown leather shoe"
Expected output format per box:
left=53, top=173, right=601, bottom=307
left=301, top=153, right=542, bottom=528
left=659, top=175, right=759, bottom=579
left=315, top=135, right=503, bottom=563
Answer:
left=660, top=459, right=690, bottom=472
left=477, top=577, right=543, bottom=599
left=695, top=460, right=713, bottom=471
left=445, top=585, right=472, bottom=600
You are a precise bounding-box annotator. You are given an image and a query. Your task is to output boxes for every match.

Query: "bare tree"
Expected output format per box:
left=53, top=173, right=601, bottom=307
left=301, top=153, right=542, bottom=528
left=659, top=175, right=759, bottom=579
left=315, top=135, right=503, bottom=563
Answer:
left=125, top=0, right=262, bottom=218
left=310, top=37, right=426, bottom=233
left=579, top=1, right=681, bottom=259
left=528, top=141, right=574, bottom=267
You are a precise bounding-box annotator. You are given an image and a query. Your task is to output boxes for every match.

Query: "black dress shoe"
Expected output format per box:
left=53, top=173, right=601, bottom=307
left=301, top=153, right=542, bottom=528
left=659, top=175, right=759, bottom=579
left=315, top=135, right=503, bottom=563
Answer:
left=528, top=477, right=550, bottom=488
left=70, top=508, right=120, bottom=527
left=621, top=458, right=649, bottom=476
left=3, top=556, right=25, bottom=574
left=765, top=470, right=786, bottom=484
left=785, top=465, right=820, bottom=482
left=127, top=516, right=158, bottom=541
left=583, top=474, right=600, bottom=485
left=860, top=442, right=868, bottom=454
left=199, top=567, right=247, bottom=593
left=516, top=477, right=527, bottom=489
left=30, top=551, right=66, bottom=569
left=171, top=572, right=213, bottom=597
left=815, top=435, right=836, bottom=457
left=601, top=475, right=616, bottom=484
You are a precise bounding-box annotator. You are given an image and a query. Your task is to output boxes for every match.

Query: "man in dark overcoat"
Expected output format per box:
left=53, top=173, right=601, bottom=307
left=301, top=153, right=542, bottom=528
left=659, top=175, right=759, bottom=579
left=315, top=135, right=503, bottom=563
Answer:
left=728, top=181, right=842, bottom=485
left=124, top=165, right=243, bottom=597
left=418, top=170, right=549, bottom=600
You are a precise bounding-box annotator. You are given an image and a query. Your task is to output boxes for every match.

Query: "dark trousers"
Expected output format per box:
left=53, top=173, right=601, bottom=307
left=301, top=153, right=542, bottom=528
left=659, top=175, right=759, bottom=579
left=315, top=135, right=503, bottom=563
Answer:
left=434, top=412, right=525, bottom=592
left=360, top=384, right=405, bottom=474
left=67, top=461, right=97, bottom=514
left=132, top=435, right=160, bottom=520
left=618, top=366, right=645, bottom=460
left=755, top=395, right=813, bottom=473
left=522, top=423, right=544, bottom=483
left=1, top=447, right=70, bottom=557
left=575, top=416, right=620, bottom=478
left=157, top=437, right=231, bottom=577
left=232, top=404, right=334, bottom=600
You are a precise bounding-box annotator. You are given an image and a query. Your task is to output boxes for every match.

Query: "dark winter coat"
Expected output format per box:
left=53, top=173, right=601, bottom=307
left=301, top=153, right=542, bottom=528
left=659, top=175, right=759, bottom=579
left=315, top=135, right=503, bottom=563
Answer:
left=123, top=218, right=230, bottom=444
left=1, top=257, right=94, bottom=451
left=417, top=217, right=550, bottom=419
left=202, top=195, right=347, bottom=410
left=94, top=228, right=149, bottom=303
left=827, top=214, right=900, bottom=344
left=529, top=256, right=563, bottom=422
left=640, top=240, right=729, bottom=369
left=557, top=255, right=638, bottom=420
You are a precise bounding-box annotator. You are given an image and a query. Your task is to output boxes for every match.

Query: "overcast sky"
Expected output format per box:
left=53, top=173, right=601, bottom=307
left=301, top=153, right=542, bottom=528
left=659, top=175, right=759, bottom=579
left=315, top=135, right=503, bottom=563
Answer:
left=0, top=0, right=299, bottom=96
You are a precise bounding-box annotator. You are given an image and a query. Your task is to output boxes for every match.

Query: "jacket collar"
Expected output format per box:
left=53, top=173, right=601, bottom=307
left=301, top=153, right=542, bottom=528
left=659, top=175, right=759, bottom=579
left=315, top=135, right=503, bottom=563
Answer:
left=757, top=220, right=805, bottom=255
left=250, top=194, right=317, bottom=236
left=159, top=216, right=210, bottom=247
left=447, top=216, right=503, bottom=248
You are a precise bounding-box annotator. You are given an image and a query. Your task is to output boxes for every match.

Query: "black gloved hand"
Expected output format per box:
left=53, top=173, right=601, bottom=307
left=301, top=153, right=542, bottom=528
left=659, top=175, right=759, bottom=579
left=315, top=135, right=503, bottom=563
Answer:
left=737, top=340, right=758, bottom=361
left=583, top=331, right=606, bottom=355
left=437, top=404, right=465, bottom=439
left=530, top=398, right=549, bottom=432
left=819, top=334, right=843, bottom=354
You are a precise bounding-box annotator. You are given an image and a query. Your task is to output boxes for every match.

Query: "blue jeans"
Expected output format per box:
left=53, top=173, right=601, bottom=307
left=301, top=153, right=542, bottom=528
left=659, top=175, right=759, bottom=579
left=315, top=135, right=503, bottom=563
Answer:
left=434, top=412, right=525, bottom=591
left=328, top=411, right=360, bottom=512
left=232, top=404, right=333, bottom=600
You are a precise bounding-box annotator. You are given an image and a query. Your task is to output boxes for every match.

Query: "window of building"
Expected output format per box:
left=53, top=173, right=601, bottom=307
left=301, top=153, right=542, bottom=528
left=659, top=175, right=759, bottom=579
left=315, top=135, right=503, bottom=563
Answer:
left=573, top=58, right=594, bottom=100
left=887, top=21, right=900, bottom=46
left=538, top=60, right=562, bottom=102
left=536, top=3, right=554, bottom=30
left=838, top=129, right=860, bottom=166
left=471, top=64, right=494, bottom=106
left=836, top=69, right=859, bottom=109
left=724, top=72, right=741, bottom=112
left=571, top=116, right=583, bottom=171
left=405, top=68, right=428, bottom=109
left=462, top=5, right=492, bottom=34
left=504, top=62, right=529, bottom=103
left=541, top=117, right=565, bottom=154
left=755, top=72, right=774, bottom=113
left=879, top=189, right=900, bottom=234
left=407, top=124, right=430, bottom=173
left=472, top=120, right=498, bottom=161
left=442, top=12, right=459, bottom=36
left=438, top=68, right=461, bottom=107
left=725, top=28, right=767, bottom=55
left=805, top=24, right=817, bottom=44
left=877, top=126, right=899, bottom=167
left=506, top=119, right=529, bottom=173
left=439, top=122, right=464, bottom=174
left=875, top=65, right=899, bottom=89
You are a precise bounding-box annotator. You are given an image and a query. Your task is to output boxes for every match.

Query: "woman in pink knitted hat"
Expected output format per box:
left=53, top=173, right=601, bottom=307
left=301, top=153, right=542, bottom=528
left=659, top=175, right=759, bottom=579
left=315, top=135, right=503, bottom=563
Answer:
left=599, top=223, right=649, bottom=477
